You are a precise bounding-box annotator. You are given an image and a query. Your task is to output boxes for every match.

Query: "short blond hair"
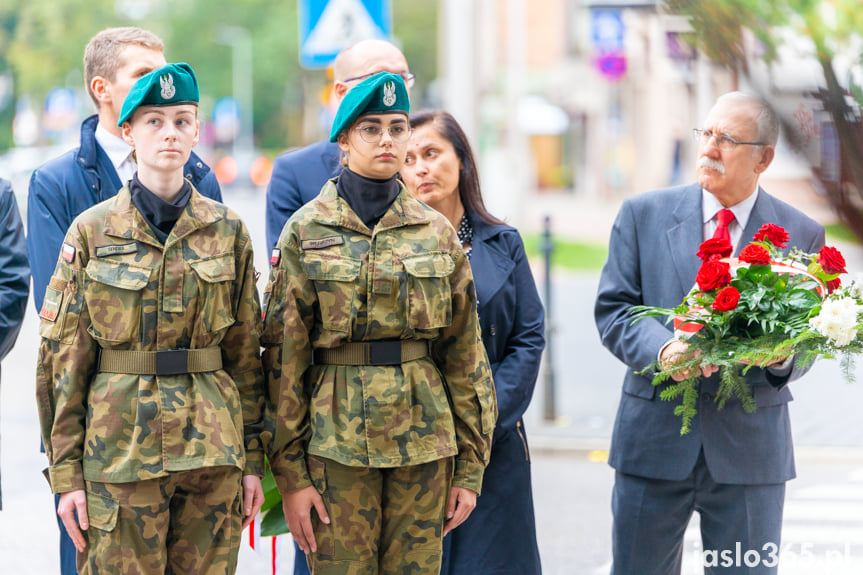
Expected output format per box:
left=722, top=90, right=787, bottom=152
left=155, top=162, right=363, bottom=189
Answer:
left=84, top=27, right=164, bottom=106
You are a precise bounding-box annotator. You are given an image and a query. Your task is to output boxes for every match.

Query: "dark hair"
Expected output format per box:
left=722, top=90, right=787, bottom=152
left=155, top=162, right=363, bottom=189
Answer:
left=408, top=110, right=503, bottom=225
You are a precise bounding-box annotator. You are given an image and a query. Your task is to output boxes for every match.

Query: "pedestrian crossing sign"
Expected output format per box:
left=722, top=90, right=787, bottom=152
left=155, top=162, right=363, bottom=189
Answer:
left=299, top=0, right=392, bottom=69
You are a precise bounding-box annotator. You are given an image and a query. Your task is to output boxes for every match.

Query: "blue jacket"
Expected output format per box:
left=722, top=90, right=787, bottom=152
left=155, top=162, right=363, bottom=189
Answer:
left=27, top=114, right=222, bottom=310
left=0, top=179, right=29, bottom=362
left=0, top=178, right=29, bottom=512
left=265, top=140, right=341, bottom=251
left=441, top=213, right=545, bottom=575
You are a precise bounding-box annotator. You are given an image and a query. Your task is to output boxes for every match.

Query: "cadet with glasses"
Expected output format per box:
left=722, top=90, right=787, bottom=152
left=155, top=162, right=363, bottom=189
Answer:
left=263, top=72, right=496, bottom=574
left=36, top=63, right=265, bottom=574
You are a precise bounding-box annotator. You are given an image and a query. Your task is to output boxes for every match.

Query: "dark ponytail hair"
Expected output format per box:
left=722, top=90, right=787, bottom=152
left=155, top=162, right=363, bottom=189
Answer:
left=408, top=110, right=503, bottom=225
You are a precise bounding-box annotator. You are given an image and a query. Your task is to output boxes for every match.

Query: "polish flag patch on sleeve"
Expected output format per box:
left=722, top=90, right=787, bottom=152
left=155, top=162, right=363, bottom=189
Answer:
left=62, top=243, right=76, bottom=263
left=270, top=248, right=281, bottom=266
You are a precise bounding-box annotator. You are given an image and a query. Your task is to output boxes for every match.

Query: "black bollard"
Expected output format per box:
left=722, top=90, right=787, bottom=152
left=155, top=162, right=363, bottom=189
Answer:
left=541, top=215, right=555, bottom=421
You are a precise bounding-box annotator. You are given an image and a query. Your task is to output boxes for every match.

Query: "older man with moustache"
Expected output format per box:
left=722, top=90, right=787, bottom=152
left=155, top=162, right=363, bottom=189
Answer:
left=595, top=92, right=824, bottom=575
left=264, top=39, right=413, bottom=251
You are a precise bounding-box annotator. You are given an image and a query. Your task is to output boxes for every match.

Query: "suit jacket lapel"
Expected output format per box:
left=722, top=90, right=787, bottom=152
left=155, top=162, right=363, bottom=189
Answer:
left=470, top=219, right=513, bottom=311
left=667, top=184, right=704, bottom=297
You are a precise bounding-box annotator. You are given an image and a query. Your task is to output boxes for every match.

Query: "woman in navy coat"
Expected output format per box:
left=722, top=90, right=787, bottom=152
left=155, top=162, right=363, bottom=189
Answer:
left=402, top=110, right=545, bottom=575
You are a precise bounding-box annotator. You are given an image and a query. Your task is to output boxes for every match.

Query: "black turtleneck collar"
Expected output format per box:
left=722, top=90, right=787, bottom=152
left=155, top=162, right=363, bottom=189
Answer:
left=335, top=167, right=400, bottom=229
left=130, top=174, right=192, bottom=244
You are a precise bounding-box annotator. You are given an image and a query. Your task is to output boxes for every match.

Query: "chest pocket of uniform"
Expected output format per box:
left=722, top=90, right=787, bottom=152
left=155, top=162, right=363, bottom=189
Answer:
left=401, top=252, right=454, bottom=330
left=84, top=259, right=150, bottom=344
left=189, top=253, right=236, bottom=335
left=302, top=253, right=361, bottom=334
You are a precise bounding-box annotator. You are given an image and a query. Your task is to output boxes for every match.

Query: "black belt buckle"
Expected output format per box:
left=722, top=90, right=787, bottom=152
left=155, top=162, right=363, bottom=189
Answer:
left=156, top=349, right=189, bottom=375
left=368, top=341, right=402, bottom=366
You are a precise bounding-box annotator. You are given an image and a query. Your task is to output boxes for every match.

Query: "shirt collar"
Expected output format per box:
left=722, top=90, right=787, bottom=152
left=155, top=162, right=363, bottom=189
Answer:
left=95, top=122, right=133, bottom=171
left=701, top=186, right=759, bottom=231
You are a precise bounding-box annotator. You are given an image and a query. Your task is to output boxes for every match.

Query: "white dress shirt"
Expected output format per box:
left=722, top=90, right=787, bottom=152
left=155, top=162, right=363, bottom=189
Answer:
left=95, top=122, right=136, bottom=186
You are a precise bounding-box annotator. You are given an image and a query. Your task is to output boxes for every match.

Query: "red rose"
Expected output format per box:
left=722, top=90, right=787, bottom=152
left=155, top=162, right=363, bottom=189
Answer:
left=827, top=277, right=841, bottom=293
left=819, top=246, right=847, bottom=275
left=752, top=223, right=789, bottom=248
left=712, top=286, right=740, bottom=311
left=696, top=260, right=731, bottom=292
left=739, top=244, right=771, bottom=266
left=696, top=238, right=733, bottom=262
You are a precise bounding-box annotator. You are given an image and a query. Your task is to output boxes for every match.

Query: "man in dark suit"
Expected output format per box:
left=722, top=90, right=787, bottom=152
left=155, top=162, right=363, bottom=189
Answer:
left=264, top=39, right=412, bottom=251
left=595, top=92, right=825, bottom=574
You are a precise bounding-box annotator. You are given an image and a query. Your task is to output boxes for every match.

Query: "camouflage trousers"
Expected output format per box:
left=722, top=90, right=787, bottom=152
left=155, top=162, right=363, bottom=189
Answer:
left=306, top=455, right=453, bottom=575
left=78, top=466, right=243, bottom=575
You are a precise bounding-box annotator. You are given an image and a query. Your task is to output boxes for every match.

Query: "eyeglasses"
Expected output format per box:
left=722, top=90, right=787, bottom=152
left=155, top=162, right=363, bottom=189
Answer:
left=693, top=129, right=766, bottom=151
left=343, top=71, right=416, bottom=89
left=355, top=123, right=412, bottom=144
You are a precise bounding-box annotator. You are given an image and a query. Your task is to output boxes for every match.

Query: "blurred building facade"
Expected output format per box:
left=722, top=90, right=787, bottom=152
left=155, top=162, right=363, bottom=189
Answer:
left=439, top=0, right=739, bottom=235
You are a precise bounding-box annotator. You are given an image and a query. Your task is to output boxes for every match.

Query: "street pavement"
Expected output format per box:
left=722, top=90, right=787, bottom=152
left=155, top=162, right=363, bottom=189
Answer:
left=4, top=183, right=863, bottom=574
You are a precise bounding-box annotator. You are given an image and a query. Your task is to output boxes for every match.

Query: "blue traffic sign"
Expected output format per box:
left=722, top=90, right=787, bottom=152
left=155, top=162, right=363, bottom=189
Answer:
left=591, top=9, right=624, bottom=53
left=299, top=0, right=392, bottom=69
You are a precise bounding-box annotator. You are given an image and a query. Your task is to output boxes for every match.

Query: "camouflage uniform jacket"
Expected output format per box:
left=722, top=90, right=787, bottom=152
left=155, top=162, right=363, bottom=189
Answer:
left=36, top=184, right=265, bottom=494
left=263, top=180, right=496, bottom=495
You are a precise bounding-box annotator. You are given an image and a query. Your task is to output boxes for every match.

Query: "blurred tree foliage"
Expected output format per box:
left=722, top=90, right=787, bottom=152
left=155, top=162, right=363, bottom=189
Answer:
left=0, top=0, right=437, bottom=152
left=667, top=0, right=863, bottom=241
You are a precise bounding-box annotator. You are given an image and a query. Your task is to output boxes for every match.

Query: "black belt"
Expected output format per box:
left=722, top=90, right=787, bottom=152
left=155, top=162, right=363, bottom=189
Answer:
left=313, top=340, right=429, bottom=366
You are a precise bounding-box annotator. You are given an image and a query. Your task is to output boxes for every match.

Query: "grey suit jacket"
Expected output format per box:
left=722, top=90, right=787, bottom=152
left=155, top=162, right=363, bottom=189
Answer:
left=595, top=183, right=825, bottom=485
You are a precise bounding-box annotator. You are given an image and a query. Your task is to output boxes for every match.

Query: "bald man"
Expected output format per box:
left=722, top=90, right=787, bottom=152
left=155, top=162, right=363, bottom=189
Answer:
left=264, top=40, right=413, bottom=251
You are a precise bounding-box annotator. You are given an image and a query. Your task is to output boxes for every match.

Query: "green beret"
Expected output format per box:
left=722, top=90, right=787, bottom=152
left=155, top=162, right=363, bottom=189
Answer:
left=118, top=62, right=199, bottom=126
left=329, top=72, right=409, bottom=142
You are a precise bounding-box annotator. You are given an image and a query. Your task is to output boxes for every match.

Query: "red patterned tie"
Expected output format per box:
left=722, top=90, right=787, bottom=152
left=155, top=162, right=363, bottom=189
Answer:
left=712, top=208, right=735, bottom=245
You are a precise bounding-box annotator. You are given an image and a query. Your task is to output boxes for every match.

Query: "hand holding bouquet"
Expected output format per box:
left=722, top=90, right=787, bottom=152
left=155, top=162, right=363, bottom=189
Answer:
left=631, top=224, right=862, bottom=435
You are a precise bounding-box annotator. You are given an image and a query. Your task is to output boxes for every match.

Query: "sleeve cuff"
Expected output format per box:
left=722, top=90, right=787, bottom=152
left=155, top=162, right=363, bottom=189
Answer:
left=452, top=459, right=485, bottom=495
left=765, top=356, right=795, bottom=389
left=270, top=453, right=312, bottom=494
left=49, top=462, right=85, bottom=494
left=243, top=450, right=266, bottom=478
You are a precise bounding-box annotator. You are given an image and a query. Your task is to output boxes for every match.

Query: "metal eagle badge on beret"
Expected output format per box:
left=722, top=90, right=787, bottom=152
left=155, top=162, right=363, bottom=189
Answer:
left=383, top=82, right=396, bottom=106
left=160, top=74, right=176, bottom=100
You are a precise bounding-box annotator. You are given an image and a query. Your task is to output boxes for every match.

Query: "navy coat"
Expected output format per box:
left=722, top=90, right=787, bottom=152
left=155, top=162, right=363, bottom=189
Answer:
left=0, top=178, right=29, bottom=511
left=265, top=140, right=341, bottom=251
left=595, top=184, right=824, bottom=485
left=441, top=212, right=545, bottom=575
left=0, top=179, right=28, bottom=362
left=27, top=114, right=221, bottom=311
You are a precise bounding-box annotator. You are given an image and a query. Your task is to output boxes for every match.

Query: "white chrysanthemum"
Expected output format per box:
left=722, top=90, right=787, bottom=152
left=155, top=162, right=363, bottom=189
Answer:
left=810, top=297, right=863, bottom=347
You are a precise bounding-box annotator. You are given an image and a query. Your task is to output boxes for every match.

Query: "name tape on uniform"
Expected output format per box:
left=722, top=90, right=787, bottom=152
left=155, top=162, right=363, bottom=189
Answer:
left=95, top=242, right=138, bottom=258
left=301, top=236, right=344, bottom=250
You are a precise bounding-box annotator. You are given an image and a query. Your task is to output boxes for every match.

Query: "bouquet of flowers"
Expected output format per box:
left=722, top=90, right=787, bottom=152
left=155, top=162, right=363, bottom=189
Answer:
left=631, top=223, right=863, bottom=435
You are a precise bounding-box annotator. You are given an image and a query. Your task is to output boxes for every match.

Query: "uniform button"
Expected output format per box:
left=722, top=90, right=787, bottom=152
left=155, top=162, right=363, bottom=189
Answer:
left=701, top=392, right=713, bottom=401
left=197, top=161, right=203, bottom=168
left=490, top=325, right=496, bottom=336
